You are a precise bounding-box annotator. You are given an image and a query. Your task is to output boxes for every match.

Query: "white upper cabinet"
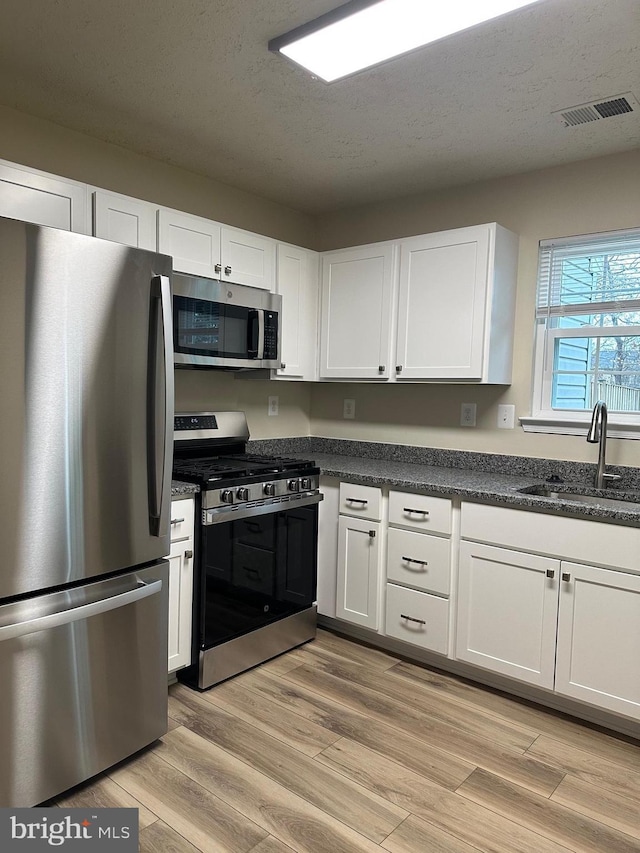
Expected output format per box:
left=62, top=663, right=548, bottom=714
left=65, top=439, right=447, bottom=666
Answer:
left=157, top=209, right=222, bottom=278
left=320, top=223, right=518, bottom=383
left=158, top=208, right=275, bottom=289
left=92, top=189, right=157, bottom=250
left=0, top=160, right=87, bottom=233
left=396, top=225, right=490, bottom=380
left=221, top=226, right=275, bottom=290
left=320, top=243, right=396, bottom=379
left=275, top=243, right=319, bottom=380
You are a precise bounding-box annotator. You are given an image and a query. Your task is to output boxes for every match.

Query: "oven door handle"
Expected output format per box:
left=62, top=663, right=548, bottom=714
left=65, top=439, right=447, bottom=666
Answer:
left=203, top=493, right=323, bottom=525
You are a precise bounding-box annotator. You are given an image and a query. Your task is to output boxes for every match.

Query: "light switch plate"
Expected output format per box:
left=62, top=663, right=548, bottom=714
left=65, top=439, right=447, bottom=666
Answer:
left=497, top=404, right=515, bottom=429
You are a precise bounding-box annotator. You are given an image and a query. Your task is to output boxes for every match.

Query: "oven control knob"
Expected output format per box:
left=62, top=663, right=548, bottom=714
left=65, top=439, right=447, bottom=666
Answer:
left=236, top=487, right=249, bottom=501
left=287, top=479, right=300, bottom=492
left=300, top=477, right=312, bottom=491
left=220, top=489, right=234, bottom=504
left=263, top=483, right=276, bottom=497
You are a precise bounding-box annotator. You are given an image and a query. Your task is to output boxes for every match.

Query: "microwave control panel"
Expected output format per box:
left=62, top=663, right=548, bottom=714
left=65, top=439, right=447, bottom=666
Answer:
left=264, top=311, right=278, bottom=359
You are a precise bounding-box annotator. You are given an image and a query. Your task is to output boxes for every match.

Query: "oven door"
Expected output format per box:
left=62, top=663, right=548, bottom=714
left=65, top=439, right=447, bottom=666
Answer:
left=198, top=502, right=318, bottom=650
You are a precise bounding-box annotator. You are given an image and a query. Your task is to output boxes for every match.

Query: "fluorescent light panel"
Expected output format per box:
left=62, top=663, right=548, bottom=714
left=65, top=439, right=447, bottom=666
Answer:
left=271, top=0, right=542, bottom=82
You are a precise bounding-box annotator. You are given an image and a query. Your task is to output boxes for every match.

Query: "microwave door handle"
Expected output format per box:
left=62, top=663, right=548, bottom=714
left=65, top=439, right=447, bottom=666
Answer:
left=257, top=309, right=264, bottom=360
left=247, top=309, right=259, bottom=358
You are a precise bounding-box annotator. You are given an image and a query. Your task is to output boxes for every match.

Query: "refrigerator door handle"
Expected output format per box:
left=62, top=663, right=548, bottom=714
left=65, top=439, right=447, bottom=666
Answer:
left=0, top=579, right=162, bottom=642
left=148, top=275, right=174, bottom=537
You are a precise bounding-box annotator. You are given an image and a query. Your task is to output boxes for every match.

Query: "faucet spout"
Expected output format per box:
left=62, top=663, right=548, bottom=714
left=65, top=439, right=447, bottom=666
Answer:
left=587, top=401, right=614, bottom=489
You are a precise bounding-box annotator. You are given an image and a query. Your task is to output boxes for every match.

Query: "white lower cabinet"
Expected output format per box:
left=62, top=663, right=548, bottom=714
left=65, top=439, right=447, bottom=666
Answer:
left=556, top=562, right=640, bottom=719
left=386, top=583, right=449, bottom=655
left=336, top=514, right=381, bottom=630
left=456, top=541, right=560, bottom=688
left=458, top=501, right=640, bottom=721
left=167, top=498, right=195, bottom=673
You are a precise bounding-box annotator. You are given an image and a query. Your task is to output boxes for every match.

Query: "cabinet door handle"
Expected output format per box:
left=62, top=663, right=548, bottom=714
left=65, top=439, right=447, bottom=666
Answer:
left=214, top=263, right=222, bottom=274
left=401, top=614, right=426, bottom=625
left=396, top=365, right=403, bottom=373
left=224, top=265, right=232, bottom=276
left=402, top=556, right=428, bottom=568
left=546, top=569, right=555, bottom=579
left=403, top=508, right=429, bottom=517
left=347, top=498, right=368, bottom=506
left=378, top=365, right=385, bottom=373
left=562, top=572, right=571, bottom=582
left=368, top=529, right=376, bottom=538
left=170, top=517, right=185, bottom=525
left=184, top=550, right=193, bottom=559
left=280, top=362, right=286, bottom=370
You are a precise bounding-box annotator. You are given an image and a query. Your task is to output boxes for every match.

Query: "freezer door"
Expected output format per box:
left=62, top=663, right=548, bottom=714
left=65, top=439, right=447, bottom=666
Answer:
left=0, top=218, right=174, bottom=598
left=0, top=563, right=168, bottom=807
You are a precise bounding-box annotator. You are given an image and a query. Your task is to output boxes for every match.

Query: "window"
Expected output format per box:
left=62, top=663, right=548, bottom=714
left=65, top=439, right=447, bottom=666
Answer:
left=525, top=227, right=640, bottom=436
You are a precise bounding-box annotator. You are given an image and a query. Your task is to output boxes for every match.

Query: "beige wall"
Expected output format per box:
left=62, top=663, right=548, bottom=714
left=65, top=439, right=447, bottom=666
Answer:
left=0, top=104, right=316, bottom=247
left=312, top=150, right=640, bottom=467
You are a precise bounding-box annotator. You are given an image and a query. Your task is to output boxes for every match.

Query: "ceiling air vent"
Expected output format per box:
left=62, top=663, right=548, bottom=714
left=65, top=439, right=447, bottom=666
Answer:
left=553, top=93, right=638, bottom=127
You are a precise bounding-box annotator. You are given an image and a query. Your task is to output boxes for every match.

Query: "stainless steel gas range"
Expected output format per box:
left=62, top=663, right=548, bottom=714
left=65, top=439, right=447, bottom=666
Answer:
left=172, top=412, right=322, bottom=689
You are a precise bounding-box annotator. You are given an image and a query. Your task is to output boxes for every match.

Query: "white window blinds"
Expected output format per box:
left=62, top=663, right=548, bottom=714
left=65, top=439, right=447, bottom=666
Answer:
left=536, top=228, right=640, bottom=320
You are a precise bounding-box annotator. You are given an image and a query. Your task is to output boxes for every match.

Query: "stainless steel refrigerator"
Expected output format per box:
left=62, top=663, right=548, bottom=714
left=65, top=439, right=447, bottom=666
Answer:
left=0, top=217, right=174, bottom=807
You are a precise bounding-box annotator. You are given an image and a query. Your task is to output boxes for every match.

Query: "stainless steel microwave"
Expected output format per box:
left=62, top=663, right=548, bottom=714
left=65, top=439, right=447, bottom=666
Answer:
left=172, top=273, right=281, bottom=369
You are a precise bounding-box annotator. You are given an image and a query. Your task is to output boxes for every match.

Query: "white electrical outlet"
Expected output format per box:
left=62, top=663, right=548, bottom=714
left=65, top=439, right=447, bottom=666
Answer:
left=268, top=395, right=279, bottom=417
left=343, top=398, right=356, bottom=419
left=460, top=403, right=476, bottom=427
left=497, top=404, right=516, bottom=429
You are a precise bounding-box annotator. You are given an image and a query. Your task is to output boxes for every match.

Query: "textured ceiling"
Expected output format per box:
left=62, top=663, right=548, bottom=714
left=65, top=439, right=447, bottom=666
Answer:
left=0, top=0, right=638, bottom=214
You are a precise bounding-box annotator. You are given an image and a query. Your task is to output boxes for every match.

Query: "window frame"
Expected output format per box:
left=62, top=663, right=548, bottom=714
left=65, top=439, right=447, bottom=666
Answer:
left=523, top=228, right=640, bottom=439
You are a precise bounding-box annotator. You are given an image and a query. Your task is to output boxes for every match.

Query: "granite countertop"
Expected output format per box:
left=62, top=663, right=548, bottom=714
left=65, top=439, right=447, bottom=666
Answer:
left=247, top=437, right=640, bottom=528
left=171, top=480, right=199, bottom=497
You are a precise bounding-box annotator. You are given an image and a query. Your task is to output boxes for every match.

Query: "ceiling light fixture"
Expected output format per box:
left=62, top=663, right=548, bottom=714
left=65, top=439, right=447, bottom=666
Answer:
left=269, top=0, right=543, bottom=83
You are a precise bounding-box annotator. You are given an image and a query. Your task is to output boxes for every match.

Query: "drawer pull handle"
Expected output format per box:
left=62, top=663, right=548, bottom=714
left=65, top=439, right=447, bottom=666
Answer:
left=403, top=508, right=429, bottom=516
left=562, top=572, right=571, bottom=582
left=401, top=614, right=426, bottom=625
left=347, top=498, right=368, bottom=506
left=170, top=517, right=185, bottom=525
left=546, top=569, right=555, bottom=579
left=402, top=556, right=428, bottom=569
left=184, top=550, right=193, bottom=559
left=369, top=529, right=376, bottom=538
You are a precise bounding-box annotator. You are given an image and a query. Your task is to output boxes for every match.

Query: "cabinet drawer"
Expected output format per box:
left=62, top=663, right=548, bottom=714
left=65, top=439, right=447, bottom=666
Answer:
left=339, top=482, right=382, bottom=521
left=385, top=583, right=449, bottom=655
left=386, top=528, right=450, bottom=595
left=170, top=498, right=195, bottom=542
left=389, top=490, right=451, bottom=534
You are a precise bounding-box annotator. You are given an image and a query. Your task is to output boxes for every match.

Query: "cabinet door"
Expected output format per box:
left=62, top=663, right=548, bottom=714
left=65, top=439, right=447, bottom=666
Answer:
left=158, top=209, right=221, bottom=277
left=396, top=226, right=489, bottom=380
left=221, top=227, right=275, bottom=290
left=0, top=161, right=87, bottom=233
left=556, top=562, right=640, bottom=720
left=336, top=516, right=381, bottom=629
left=92, top=190, right=156, bottom=250
left=317, top=477, right=339, bottom=618
left=275, top=244, right=319, bottom=379
left=456, top=541, right=560, bottom=688
left=320, top=244, right=395, bottom=379
left=167, top=538, right=194, bottom=672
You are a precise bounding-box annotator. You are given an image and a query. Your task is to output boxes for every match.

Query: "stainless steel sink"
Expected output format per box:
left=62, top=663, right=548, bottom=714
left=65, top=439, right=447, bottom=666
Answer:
left=518, top=484, right=640, bottom=510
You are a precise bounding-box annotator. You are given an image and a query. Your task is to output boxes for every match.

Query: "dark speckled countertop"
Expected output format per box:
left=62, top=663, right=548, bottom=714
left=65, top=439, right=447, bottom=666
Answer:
left=171, top=480, right=199, bottom=497
left=248, top=437, right=640, bottom=528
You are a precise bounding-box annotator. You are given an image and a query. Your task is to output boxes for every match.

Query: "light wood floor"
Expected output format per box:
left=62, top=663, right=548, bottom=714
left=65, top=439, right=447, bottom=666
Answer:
left=55, top=629, right=640, bottom=853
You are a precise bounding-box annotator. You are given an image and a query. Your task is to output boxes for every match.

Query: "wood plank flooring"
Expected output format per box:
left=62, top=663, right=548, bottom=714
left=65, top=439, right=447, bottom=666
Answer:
left=55, top=629, right=640, bottom=852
